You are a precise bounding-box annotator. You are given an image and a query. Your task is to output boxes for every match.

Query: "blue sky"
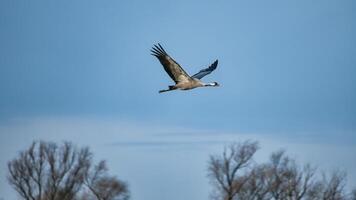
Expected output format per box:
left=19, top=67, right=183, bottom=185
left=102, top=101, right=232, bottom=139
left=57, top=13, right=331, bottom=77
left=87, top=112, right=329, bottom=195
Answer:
left=1, top=0, right=356, bottom=199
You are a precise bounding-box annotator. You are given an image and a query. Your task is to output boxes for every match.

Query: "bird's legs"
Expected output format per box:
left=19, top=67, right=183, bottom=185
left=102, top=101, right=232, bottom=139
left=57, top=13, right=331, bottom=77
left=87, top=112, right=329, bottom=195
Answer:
left=159, top=85, right=177, bottom=93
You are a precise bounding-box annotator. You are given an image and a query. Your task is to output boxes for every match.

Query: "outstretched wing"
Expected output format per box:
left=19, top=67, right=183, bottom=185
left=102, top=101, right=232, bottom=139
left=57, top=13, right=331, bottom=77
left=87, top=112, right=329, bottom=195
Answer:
left=151, top=43, right=191, bottom=83
left=191, top=60, right=218, bottom=79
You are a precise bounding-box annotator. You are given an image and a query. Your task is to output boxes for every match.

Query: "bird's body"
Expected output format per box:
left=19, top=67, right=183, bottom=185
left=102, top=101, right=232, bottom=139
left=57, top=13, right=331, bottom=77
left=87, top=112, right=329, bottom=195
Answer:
left=176, top=78, right=204, bottom=90
left=159, top=78, right=204, bottom=93
left=151, top=43, right=219, bottom=93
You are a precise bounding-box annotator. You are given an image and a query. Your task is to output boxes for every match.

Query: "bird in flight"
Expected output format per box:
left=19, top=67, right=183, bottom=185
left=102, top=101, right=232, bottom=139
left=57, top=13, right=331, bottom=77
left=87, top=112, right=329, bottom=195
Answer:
left=151, top=43, right=219, bottom=93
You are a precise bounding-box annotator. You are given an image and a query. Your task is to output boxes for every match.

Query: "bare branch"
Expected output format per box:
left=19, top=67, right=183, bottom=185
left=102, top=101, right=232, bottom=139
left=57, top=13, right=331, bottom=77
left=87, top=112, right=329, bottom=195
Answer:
left=7, top=141, right=128, bottom=200
left=208, top=141, right=353, bottom=200
left=208, top=141, right=259, bottom=200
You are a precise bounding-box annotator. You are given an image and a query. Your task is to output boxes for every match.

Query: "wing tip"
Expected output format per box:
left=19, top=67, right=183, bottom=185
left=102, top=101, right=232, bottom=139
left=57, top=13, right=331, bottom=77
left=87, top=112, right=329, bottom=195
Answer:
left=151, top=43, right=168, bottom=57
left=211, top=59, right=218, bottom=69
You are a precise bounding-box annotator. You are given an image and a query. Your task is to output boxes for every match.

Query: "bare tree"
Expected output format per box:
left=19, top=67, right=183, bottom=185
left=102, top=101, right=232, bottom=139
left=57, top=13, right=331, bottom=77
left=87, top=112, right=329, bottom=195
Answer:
left=7, top=141, right=129, bottom=200
left=208, top=141, right=259, bottom=200
left=7, top=142, right=46, bottom=200
left=8, top=141, right=89, bottom=200
left=265, top=151, right=316, bottom=200
left=321, top=171, right=347, bottom=200
left=208, top=141, right=354, bottom=200
left=84, top=161, right=129, bottom=200
left=236, top=164, right=271, bottom=200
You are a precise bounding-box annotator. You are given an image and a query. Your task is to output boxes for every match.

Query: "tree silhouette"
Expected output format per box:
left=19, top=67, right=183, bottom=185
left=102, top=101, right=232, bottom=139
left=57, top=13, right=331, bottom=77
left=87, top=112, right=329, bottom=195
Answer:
left=208, top=141, right=355, bottom=200
left=208, top=141, right=259, bottom=200
left=7, top=141, right=129, bottom=200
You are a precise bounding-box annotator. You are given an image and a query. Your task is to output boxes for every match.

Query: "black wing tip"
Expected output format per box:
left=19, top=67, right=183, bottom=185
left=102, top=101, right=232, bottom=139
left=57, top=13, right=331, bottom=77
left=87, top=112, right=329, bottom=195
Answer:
left=150, top=49, right=160, bottom=57
left=158, top=43, right=168, bottom=54
left=150, top=43, right=168, bottom=57
left=210, top=59, right=218, bottom=69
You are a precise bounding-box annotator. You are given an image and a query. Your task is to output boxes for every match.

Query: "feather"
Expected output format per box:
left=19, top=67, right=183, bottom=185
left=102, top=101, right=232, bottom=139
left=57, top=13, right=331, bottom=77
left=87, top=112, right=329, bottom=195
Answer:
left=191, top=60, right=218, bottom=79
left=151, top=43, right=191, bottom=83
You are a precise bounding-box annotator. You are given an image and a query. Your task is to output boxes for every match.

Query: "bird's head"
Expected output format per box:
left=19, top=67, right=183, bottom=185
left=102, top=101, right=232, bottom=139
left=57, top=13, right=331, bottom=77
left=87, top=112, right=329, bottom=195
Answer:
left=205, top=82, right=220, bottom=87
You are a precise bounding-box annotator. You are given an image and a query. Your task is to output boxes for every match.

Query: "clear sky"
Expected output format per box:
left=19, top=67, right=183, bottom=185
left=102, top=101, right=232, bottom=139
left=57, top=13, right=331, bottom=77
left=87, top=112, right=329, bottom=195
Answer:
left=1, top=0, right=356, bottom=199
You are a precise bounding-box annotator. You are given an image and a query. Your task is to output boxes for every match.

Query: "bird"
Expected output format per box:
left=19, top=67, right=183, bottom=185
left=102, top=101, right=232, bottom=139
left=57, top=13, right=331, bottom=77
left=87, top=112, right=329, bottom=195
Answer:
left=151, top=43, right=219, bottom=93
